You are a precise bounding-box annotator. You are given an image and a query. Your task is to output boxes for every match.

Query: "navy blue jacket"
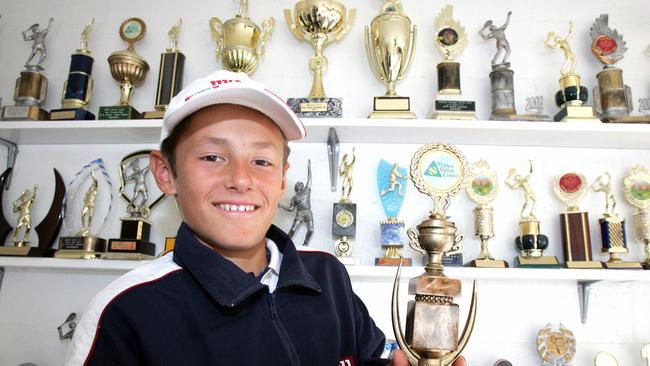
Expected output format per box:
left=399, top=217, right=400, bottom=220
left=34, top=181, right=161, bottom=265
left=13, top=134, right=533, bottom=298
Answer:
left=65, top=223, right=388, bottom=366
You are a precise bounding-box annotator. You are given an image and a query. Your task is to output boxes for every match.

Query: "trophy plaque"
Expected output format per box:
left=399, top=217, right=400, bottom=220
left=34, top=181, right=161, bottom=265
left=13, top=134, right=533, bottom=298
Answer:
left=50, top=19, right=96, bottom=121
left=431, top=5, right=476, bottom=120
left=545, top=22, right=600, bottom=122
left=622, top=165, right=650, bottom=269
left=279, top=160, right=314, bottom=246
left=0, top=168, right=65, bottom=257
left=590, top=15, right=650, bottom=123
left=592, top=172, right=642, bottom=269
left=391, top=142, right=477, bottom=366
left=506, top=160, right=560, bottom=267
left=537, top=323, right=576, bottom=366
left=98, top=18, right=150, bottom=120
left=375, top=159, right=411, bottom=266
left=209, top=0, right=275, bottom=75
left=466, top=160, right=508, bottom=268
left=1, top=18, right=54, bottom=121
left=595, top=352, right=619, bottom=366
left=553, top=172, right=602, bottom=268
left=106, top=150, right=165, bottom=259
left=285, top=0, right=356, bottom=118
left=365, top=0, right=416, bottom=119
left=55, top=159, right=114, bottom=259
left=143, top=19, right=185, bottom=119
left=333, top=148, right=358, bottom=265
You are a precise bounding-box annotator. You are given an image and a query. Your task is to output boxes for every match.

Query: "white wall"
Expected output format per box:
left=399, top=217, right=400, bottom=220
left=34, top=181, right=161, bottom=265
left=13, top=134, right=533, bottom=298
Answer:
left=0, top=0, right=649, bottom=365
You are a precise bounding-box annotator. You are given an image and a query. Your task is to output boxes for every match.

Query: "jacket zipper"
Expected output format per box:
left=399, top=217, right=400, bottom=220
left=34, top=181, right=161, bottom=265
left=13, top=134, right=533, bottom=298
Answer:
left=266, top=292, right=301, bottom=366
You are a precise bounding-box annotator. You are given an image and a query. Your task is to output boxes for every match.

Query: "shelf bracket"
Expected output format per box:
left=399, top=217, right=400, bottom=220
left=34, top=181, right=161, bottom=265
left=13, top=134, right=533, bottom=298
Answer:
left=0, top=267, right=4, bottom=295
left=0, top=138, right=18, bottom=189
left=327, top=127, right=339, bottom=192
left=577, top=280, right=600, bottom=324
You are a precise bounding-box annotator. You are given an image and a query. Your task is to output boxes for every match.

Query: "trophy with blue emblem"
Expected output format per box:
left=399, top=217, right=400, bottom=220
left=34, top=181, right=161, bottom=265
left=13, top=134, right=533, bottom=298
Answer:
left=50, top=19, right=96, bottom=120
left=375, top=159, right=411, bottom=266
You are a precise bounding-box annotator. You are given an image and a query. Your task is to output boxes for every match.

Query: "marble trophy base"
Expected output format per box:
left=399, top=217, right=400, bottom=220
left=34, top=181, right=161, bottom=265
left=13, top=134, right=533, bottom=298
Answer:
left=1, top=105, right=49, bottom=121
left=514, top=255, right=561, bottom=268
left=602, top=115, right=650, bottom=124
left=554, top=104, right=601, bottom=122
left=368, top=96, right=416, bottom=119
left=98, top=105, right=142, bottom=120
left=376, top=257, right=412, bottom=266
left=287, top=97, right=342, bottom=118
left=492, top=113, right=553, bottom=121
left=50, top=108, right=95, bottom=120
left=467, top=258, right=509, bottom=268
left=338, top=256, right=360, bottom=265
left=142, top=110, right=166, bottom=119
left=55, top=236, right=106, bottom=259
left=432, top=95, right=476, bottom=120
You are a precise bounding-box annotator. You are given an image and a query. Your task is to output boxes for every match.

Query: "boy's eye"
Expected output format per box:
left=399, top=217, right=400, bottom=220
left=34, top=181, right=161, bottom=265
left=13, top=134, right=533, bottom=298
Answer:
left=252, top=159, right=272, bottom=166
left=200, top=155, right=224, bottom=162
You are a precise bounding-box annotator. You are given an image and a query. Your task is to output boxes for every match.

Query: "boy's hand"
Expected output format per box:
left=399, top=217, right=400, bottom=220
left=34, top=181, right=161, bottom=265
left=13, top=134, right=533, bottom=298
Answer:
left=391, top=350, right=467, bottom=366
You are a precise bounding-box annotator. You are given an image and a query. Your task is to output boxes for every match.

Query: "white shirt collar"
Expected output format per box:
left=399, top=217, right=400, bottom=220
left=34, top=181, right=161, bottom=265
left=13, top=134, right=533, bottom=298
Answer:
left=259, top=238, right=283, bottom=293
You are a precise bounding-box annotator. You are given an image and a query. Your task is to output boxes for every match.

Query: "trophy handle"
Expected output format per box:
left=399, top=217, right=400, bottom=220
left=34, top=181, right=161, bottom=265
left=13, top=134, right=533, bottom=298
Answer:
left=209, top=17, right=224, bottom=59
left=447, top=233, right=465, bottom=255
left=335, top=8, right=356, bottom=42
left=407, top=227, right=426, bottom=255
left=284, top=9, right=304, bottom=42
left=398, top=24, right=417, bottom=81
left=441, top=281, right=478, bottom=366
left=60, top=80, right=68, bottom=106
left=258, top=17, right=275, bottom=60
left=391, top=259, right=420, bottom=366
left=364, top=24, right=384, bottom=82
left=85, top=78, right=93, bottom=105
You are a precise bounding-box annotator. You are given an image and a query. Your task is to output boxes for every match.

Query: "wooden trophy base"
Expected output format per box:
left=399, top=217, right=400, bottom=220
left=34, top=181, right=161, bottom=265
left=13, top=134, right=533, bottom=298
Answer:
left=565, top=261, right=603, bottom=269
left=515, top=255, right=562, bottom=268
left=375, top=257, right=412, bottom=266
left=467, top=258, right=509, bottom=268
left=603, top=261, right=644, bottom=269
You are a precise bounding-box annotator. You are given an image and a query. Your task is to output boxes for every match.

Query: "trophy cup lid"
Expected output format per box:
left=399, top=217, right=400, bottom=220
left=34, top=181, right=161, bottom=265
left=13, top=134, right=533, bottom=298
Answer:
left=466, top=160, right=498, bottom=206
left=590, top=14, right=627, bottom=66
left=433, top=5, right=468, bottom=61
left=119, top=17, right=146, bottom=52
left=553, top=172, right=588, bottom=211
left=623, top=165, right=650, bottom=210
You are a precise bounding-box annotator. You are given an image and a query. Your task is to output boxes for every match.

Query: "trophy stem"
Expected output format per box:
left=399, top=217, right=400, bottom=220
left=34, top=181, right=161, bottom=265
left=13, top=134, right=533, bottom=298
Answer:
left=477, top=237, right=494, bottom=260
left=308, top=35, right=327, bottom=98
left=118, top=80, right=134, bottom=106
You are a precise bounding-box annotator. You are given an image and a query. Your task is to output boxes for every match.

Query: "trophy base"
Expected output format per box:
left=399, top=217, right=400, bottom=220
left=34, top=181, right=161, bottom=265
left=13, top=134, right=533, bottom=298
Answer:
left=55, top=236, right=106, bottom=259
left=602, top=115, right=650, bottom=124
left=98, top=105, right=142, bottom=120
left=106, top=238, right=156, bottom=259
left=375, top=257, right=412, bottom=266
left=368, top=96, right=416, bottom=119
left=0, top=245, right=56, bottom=257
left=466, top=258, right=509, bottom=268
left=514, top=255, right=561, bottom=268
left=603, top=261, right=643, bottom=269
left=432, top=99, right=477, bottom=120
left=50, top=108, right=96, bottom=120
left=142, top=110, right=166, bottom=119
left=565, top=261, right=603, bottom=269
left=644, top=262, right=650, bottom=270
left=54, top=250, right=104, bottom=259
left=338, top=256, right=360, bottom=265
left=102, top=251, right=155, bottom=260
left=1, top=105, right=49, bottom=121
left=554, top=105, right=600, bottom=122
left=491, top=113, right=553, bottom=122
left=287, top=97, right=342, bottom=118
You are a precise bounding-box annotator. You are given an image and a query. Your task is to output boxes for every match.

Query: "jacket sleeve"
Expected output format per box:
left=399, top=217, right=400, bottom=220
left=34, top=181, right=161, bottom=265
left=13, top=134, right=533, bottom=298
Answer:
left=353, top=292, right=391, bottom=366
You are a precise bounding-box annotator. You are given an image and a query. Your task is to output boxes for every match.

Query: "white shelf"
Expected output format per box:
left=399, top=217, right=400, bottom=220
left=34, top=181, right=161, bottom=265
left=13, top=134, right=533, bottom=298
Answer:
left=0, top=256, right=145, bottom=273
left=1, top=118, right=650, bottom=149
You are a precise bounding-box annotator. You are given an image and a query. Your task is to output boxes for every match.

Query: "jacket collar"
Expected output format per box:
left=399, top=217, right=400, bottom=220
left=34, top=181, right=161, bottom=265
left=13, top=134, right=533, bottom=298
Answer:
left=173, top=222, right=321, bottom=308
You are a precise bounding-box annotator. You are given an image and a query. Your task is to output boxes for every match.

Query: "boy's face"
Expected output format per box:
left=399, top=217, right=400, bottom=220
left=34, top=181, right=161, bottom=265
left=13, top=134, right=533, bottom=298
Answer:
left=152, top=104, right=288, bottom=255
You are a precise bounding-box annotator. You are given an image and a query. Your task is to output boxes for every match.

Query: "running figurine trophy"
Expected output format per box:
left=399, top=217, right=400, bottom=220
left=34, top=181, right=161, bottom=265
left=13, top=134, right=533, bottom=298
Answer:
left=98, top=18, right=150, bottom=120
left=553, top=172, right=602, bottom=268
left=466, top=160, right=508, bottom=268
left=279, top=160, right=314, bottom=246
left=1, top=18, right=53, bottom=121
left=376, top=159, right=411, bottom=266
left=107, top=151, right=165, bottom=259
left=592, top=172, right=642, bottom=269
left=506, top=160, right=559, bottom=267
left=622, top=165, right=650, bottom=269
left=333, top=148, right=359, bottom=265
left=431, top=5, right=476, bottom=120
left=210, top=0, right=275, bottom=75
left=365, top=0, right=416, bottom=118
left=392, top=142, right=477, bottom=366
left=50, top=19, right=96, bottom=120
left=143, top=19, right=185, bottom=119
left=545, top=22, right=599, bottom=122
left=56, top=160, right=114, bottom=259
left=285, top=0, right=355, bottom=117
left=590, top=14, right=650, bottom=123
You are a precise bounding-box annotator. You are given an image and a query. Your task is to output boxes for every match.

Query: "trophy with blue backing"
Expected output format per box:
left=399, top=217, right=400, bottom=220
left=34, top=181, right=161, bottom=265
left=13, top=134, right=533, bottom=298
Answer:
left=50, top=19, right=96, bottom=120
left=375, top=159, right=411, bottom=266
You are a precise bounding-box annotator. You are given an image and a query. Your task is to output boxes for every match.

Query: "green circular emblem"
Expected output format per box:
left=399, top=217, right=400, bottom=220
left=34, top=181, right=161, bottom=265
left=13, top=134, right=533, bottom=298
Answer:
left=335, top=210, right=354, bottom=228
left=472, top=176, right=493, bottom=196
left=631, top=180, right=650, bottom=201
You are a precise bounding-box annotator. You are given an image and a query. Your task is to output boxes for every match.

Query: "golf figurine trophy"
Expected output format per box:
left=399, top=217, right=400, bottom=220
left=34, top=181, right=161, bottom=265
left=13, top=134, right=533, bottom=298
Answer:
left=376, top=159, right=411, bottom=266
left=333, top=148, right=359, bottom=265
left=622, top=165, right=650, bottom=269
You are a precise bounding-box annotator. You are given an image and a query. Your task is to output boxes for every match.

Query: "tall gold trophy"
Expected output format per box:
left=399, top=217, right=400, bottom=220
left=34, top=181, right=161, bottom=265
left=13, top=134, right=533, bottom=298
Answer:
left=365, top=0, right=416, bottom=119
left=622, top=165, right=650, bottom=269
left=210, top=0, right=275, bottom=75
left=392, top=142, right=477, bottom=366
left=98, top=18, right=150, bottom=120
left=285, top=0, right=355, bottom=117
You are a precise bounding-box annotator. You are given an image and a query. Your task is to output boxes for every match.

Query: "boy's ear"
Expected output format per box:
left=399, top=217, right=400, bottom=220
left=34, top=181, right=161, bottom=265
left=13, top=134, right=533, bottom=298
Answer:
left=150, top=150, right=177, bottom=195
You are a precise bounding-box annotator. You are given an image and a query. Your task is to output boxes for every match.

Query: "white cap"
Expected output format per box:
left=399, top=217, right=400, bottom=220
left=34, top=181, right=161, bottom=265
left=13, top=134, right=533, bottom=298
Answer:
left=161, top=70, right=306, bottom=142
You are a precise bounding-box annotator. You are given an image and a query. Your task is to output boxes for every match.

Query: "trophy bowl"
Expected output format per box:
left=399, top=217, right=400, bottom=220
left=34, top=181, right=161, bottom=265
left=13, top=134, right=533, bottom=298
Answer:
left=293, top=0, right=345, bottom=36
left=210, top=15, right=274, bottom=75
left=107, top=50, right=149, bottom=106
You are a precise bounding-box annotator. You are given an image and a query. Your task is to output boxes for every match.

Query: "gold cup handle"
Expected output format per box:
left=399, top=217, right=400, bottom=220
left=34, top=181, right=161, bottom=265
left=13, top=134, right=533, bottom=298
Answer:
left=407, top=227, right=426, bottom=255
left=209, top=17, right=224, bottom=59
left=284, top=9, right=304, bottom=42
left=446, top=233, right=464, bottom=256
left=334, top=9, right=357, bottom=42
left=258, top=17, right=276, bottom=60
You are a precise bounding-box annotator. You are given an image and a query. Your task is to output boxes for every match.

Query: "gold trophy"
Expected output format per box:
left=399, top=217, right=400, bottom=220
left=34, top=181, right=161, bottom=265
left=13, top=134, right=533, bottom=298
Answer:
left=466, top=160, right=508, bottom=268
left=545, top=22, right=599, bottom=122
left=392, top=142, right=477, bottom=366
left=537, top=323, right=576, bottom=366
left=209, top=0, right=275, bottom=75
left=592, top=172, right=642, bottom=269
left=431, top=5, right=476, bottom=120
left=333, top=148, right=359, bottom=265
left=98, top=18, right=150, bottom=120
left=590, top=15, right=650, bottom=123
left=285, top=0, right=356, bottom=117
left=622, top=165, right=650, bottom=269
left=365, top=0, right=416, bottom=119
